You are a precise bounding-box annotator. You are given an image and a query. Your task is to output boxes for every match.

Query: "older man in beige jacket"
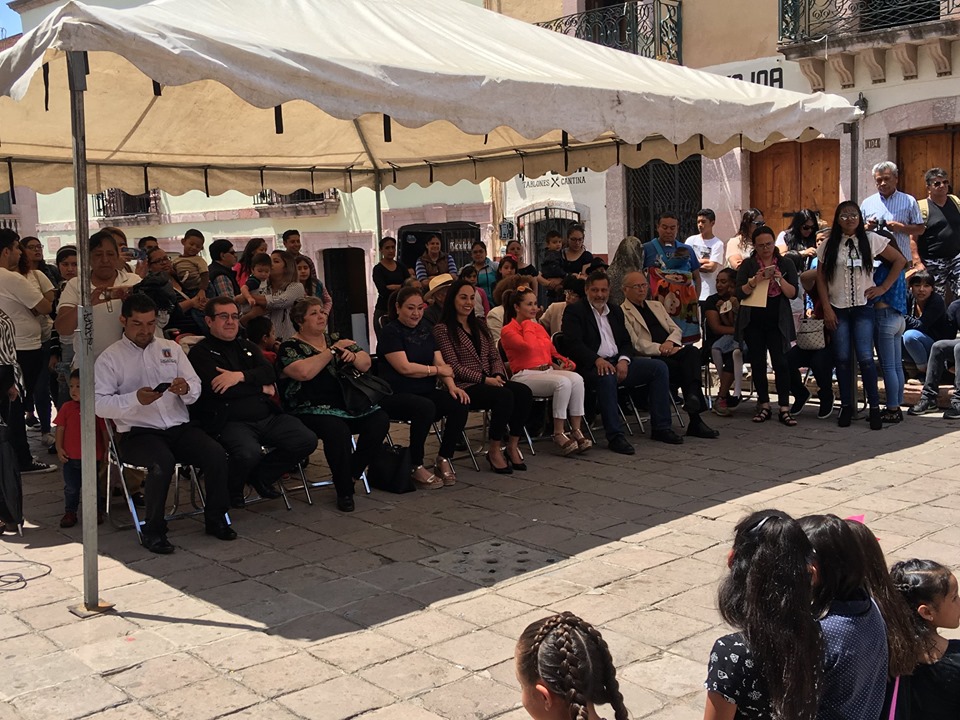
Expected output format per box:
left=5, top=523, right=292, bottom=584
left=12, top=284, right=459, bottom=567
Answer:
left=620, top=271, right=718, bottom=438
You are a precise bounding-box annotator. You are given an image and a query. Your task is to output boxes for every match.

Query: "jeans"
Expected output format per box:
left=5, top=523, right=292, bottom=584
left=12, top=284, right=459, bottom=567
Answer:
left=903, top=329, right=935, bottom=369
left=62, top=458, right=104, bottom=512
left=874, top=307, right=905, bottom=407
left=832, top=305, right=880, bottom=408
left=921, top=339, right=960, bottom=405
left=581, top=356, right=671, bottom=439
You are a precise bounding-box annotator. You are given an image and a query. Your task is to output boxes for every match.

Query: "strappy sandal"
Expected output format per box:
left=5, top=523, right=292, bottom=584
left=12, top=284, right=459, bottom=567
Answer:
left=553, top=432, right=579, bottom=456
left=411, top=465, right=443, bottom=490
left=434, top=457, right=457, bottom=486
left=570, top=430, right=592, bottom=453
left=778, top=410, right=798, bottom=427
left=752, top=406, right=772, bottom=423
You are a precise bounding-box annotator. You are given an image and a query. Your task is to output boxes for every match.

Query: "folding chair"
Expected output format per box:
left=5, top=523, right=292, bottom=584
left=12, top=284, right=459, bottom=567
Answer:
left=104, top=422, right=211, bottom=545
left=278, top=436, right=372, bottom=506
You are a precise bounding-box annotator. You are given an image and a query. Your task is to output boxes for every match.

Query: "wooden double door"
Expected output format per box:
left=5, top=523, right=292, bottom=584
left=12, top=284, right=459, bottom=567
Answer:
left=749, top=139, right=841, bottom=234
left=896, top=129, right=960, bottom=199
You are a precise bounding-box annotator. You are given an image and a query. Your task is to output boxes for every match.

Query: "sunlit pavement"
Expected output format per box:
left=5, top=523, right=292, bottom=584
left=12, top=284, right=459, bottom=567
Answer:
left=2, top=407, right=959, bottom=720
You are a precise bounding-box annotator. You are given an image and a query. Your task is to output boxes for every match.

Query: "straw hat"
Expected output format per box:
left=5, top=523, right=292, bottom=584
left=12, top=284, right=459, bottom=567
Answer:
left=424, top=273, right=455, bottom=302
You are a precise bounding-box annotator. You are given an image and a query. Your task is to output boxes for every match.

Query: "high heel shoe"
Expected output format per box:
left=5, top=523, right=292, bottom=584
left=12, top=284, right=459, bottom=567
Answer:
left=506, top=448, right=527, bottom=471
left=434, top=457, right=457, bottom=486
left=570, top=430, right=592, bottom=454
left=485, top=453, right=513, bottom=475
left=411, top=465, right=443, bottom=490
left=553, top=432, right=578, bottom=457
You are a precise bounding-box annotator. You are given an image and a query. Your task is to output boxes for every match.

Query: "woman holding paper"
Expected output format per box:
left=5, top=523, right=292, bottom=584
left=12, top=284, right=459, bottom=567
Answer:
left=735, top=225, right=799, bottom=425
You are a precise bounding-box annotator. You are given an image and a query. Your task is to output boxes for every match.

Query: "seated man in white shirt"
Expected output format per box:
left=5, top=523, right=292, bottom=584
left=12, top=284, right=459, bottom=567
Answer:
left=95, top=294, right=236, bottom=554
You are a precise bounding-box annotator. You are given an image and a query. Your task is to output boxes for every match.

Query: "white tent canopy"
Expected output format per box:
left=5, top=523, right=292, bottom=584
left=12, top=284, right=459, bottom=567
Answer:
left=0, top=0, right=859, bottom=196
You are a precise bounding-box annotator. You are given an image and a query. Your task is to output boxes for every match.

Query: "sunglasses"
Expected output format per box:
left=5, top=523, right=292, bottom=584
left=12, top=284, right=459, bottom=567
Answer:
left=838, top=214, right=860, bottom=221
left=801, top=225, right=815, bottom=231
left=930, top=180, right=949, bottom=187
left=752, top=220, right=764, bottom=226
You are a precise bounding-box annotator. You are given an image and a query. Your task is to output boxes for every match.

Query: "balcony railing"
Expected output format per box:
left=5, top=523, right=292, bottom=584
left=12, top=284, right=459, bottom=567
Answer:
left=780, top=0, right=951, bottom=44
left=94, top=188, right=161, bottom=218
left=537, top=0, right=682, bottom=63
left=253, top=188, right=340, bottom=206
left=0, top=215, right=18, bottom=234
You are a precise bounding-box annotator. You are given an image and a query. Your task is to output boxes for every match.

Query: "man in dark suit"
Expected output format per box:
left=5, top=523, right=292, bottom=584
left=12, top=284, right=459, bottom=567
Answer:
left=561, top=270, right=683, bottom=454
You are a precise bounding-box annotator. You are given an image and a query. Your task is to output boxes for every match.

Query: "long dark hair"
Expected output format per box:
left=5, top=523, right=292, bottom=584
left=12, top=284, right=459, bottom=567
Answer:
left=517, top=612, right=628, bottom=720
left=439, top=279, right=490, bottom=341
left=237, top=237, right=267, bottom=275
left=783, top=209, right=819, bottom=253
left=800, top=514, right=868, bottom=617
left=891, top=558, right=954, bottom=659
left=846, top=519, right=923, bottom=676
left=718, top=510, right=821, bottom=720
left=820, top=201, right=872, bottom=286
left=737, top=208, right=763, bottom=249
left=496, top=255, right=519, bottom=281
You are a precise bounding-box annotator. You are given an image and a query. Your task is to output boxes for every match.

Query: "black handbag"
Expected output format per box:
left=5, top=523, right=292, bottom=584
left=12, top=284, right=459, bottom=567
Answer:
left=367, top=444, right=414, bottom=493
left=334, top=362, right=393, bottom=416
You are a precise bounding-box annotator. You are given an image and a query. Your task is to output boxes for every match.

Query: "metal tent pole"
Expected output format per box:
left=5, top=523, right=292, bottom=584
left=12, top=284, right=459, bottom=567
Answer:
left=66, top=50, right=112, bottom=617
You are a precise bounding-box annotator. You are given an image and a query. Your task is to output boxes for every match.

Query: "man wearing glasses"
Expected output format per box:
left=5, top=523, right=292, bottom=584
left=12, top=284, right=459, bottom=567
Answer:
left=912, top=167, right=960, bottom=299
left=860, top=160, right=924, bottom=259
left=188, top=296, right=318, bottom=508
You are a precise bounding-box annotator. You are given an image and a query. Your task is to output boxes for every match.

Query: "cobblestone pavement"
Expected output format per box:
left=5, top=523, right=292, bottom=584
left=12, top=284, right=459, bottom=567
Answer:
left=2, top=408, right=959, bottom=720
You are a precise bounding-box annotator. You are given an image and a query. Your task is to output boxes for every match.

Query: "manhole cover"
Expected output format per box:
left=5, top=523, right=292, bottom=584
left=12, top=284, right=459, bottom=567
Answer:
left=420, top=539, right=562, bottom=585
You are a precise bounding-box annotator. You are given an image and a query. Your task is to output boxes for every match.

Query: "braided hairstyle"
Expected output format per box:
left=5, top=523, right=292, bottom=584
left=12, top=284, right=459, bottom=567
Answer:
left=845, top=519, right=923, bottom=676
left=890, top=558, right=953, bottom=658
left=516, top=612, right=628, bottom=720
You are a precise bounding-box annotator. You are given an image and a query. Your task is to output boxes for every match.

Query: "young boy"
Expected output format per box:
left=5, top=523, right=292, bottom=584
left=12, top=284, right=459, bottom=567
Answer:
left=539, top=230, right=566, bottom=302
left=246, top=315, right=278, bottom=364
left=240, top=253, right=272, bottom=308
left=685, top=208, right=726, bottom=302
left=54, top=369, right=107, bottom=528
left=172, top=228, right=209, bottom=298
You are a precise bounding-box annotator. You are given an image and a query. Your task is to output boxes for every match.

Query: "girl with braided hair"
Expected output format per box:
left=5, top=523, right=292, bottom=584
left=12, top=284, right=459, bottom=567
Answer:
left=890, top=559, right=960, bottom=718
left=704, top=509, right=821, bottom=720
left=515, top=611, right=628, bottom=720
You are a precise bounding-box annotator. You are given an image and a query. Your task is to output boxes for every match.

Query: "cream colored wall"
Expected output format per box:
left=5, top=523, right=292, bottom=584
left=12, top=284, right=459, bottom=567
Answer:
left=681, top=0, right=778, bottom=69
left=485, top=0, right=562, bottom=24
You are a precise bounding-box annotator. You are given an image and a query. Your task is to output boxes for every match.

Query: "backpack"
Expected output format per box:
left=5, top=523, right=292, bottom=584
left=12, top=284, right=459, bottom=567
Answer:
left=918, top=195, right=960, bottom=223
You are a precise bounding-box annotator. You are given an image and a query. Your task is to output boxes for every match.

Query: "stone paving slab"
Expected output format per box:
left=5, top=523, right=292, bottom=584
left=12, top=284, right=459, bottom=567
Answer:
left=3, top=413, right=960, bottom=719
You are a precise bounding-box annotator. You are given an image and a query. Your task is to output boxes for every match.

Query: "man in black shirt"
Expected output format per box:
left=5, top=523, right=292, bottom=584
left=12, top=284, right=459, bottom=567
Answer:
left=913, top=167, right=960, bottom=300
left=189, top=297, right=317, bottom=506
left=619, top=272, right=718, bottom=439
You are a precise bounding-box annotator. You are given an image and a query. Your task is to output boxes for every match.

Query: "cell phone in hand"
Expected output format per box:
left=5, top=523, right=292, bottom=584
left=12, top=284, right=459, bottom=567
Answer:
left=152, top=382, right=171, bottom=393
left=763, top=266, right=776, bottom=278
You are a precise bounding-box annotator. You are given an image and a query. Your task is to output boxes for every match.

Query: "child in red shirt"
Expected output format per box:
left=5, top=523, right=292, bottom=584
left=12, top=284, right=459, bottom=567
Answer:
left=54, top=370, right=108, bottom=528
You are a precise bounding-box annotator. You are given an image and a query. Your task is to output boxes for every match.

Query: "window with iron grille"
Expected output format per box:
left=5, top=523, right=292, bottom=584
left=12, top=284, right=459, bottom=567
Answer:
left=626, top=155, right=702, bottom=241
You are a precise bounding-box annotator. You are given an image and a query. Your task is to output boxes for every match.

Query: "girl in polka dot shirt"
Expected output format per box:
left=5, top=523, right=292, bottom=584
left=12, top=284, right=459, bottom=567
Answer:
left=703, top=510, right=821, bottom=720
left=800, top=515, right=889, bottom=720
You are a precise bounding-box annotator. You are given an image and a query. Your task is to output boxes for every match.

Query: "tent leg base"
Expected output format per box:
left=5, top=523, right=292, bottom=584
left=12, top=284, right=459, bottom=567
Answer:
left=67, top=600, right=116, bottom=618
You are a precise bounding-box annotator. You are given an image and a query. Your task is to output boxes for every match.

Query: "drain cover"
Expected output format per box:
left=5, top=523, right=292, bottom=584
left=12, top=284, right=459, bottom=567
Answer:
left=420, top=539, right=562, bottom=585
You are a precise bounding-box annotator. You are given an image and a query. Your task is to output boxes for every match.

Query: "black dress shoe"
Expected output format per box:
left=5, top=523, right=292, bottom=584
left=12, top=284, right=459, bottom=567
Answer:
left=607, top=434, right=636, bottom=455
left=229, top=494, right=246, bottom=509
left=205, top=519, right=238, bottom=541
left=250, top=479, right=282, bottom=500
left=142, top=534, right=175, bottom=554
left=686, top=417, right=719, bottom=439
left=336, top=495, right=355, bottom=512
left=651, top=428, right=684, bottom=445
left=132, top=491, right=146, bottom=508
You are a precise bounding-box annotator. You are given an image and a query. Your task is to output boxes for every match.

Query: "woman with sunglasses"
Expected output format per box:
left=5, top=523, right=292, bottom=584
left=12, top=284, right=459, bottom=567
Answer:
left=816, top=201, right=907, bottom=429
